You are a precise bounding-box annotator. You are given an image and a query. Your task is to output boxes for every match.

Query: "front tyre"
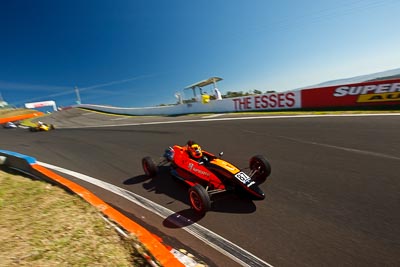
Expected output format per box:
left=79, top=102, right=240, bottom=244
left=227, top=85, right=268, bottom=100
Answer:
left=249, top=155, right=271, bottom=185
left=188, top=184, right=211, bottom=214
left=142, top=157, right=158, bottom=177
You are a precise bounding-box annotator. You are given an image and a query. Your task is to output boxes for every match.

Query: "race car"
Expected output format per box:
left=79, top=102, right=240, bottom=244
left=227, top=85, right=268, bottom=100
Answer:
left=3, top=121, right=18, bottom=129
left=142, top=141, right=271, bottom=214
left=29, top=121, right=55, bottom=132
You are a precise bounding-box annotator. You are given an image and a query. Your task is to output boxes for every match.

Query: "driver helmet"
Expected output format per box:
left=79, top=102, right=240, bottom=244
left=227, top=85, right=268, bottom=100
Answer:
left=189, top=143, right=202, bottom=159
left=38, top=121, right=44, bottom=125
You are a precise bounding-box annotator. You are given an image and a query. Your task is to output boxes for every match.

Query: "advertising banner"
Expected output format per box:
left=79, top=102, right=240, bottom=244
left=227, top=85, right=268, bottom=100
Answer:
left=231, top=91, right=301, bottom=111
left=301, top=79, right=400, bottom=108
left=25, top=100, right=57, bottom=110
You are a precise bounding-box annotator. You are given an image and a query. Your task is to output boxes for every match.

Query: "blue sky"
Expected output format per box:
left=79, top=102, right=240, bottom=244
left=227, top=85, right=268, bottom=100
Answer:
left=1, top=0, right=399, bottom=109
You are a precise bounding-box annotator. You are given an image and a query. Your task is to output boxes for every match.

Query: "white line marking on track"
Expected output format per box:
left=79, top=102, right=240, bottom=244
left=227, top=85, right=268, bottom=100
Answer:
left=65, top=113, right=400, bottom=129
left=38, top=161, right=274, bottom=267
left=110, top=117, right=129, bottom=120
left=279, top=136, right=400, bottom=161
left=201, top=114, right=225, bottom=118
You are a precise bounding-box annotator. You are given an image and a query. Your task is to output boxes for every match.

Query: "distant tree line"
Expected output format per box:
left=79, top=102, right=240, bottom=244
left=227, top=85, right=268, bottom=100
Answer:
left=222, top=89, right=276, bottom=98
left=367, top=74, right=400, bottom=82
left=159, top=89, right=278, bottom=106
left=181, top=89, right=277, bottom=104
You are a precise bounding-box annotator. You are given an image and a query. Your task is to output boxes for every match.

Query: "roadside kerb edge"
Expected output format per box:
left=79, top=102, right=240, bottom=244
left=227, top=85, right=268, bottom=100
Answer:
left=0, top=149, right=184, bottom=267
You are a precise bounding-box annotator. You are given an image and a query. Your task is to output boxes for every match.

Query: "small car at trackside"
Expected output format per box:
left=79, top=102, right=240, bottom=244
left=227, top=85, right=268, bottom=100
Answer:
left=29, top=121, right=55, bottom=132
left=142, top=141, right=271, bottom=214
left=3, top=121, right=18, bottom=129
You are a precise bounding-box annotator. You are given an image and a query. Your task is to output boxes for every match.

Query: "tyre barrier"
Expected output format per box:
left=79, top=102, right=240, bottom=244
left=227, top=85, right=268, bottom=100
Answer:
left=0, top=150, right=185, bottom=267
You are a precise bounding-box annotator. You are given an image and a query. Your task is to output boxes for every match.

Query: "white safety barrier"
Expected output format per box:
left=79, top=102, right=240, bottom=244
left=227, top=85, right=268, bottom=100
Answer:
left=76, top=91, right=301, bottom=116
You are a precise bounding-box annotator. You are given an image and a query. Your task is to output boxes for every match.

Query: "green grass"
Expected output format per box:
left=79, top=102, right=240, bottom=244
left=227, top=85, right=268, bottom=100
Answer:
left=0, top=169, right=152, bottom=266
left=0, top=108, right=47, bottom=127
left=0, top=108, right=40, bottom=116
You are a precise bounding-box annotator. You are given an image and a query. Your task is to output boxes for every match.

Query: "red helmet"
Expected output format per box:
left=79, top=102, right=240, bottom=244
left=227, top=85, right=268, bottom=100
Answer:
left=189, top=143, right=202, bottom=159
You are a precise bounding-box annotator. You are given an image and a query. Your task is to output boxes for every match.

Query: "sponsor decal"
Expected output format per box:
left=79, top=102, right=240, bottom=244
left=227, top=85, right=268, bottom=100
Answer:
left=357, top=92, right=400, bottom=103
left=212, top=159, right=239, bottom=173
left=188, top=162, right=210, bottom=177
left=232, top=91, right=300, bottom=111
left=301, top=79, right=400, bottom=108
left=333, top=83, right=400, bottom=97
left=223, top=163, right=237, bottom=172
left=334, top=82, right=400, bottom=103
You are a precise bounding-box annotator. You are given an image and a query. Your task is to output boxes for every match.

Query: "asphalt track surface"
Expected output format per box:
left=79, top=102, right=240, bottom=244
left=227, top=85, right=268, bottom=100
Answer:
left=1, top=108, right=400, bottom=267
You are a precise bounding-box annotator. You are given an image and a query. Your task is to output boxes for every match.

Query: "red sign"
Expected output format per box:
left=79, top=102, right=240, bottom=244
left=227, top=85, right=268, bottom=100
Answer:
left=232, top=91, right=301, bottom=111
left=301, top=79, right=400, bottom=108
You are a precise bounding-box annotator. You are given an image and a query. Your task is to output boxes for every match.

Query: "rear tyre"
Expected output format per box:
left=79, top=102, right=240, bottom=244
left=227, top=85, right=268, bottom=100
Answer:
left=142, top=157, right=158, bottom=177
left=50, top=124, right=55, bottom=130
left=249, top=155, right=271, bottom=185
left=188, top=184, right=211, bottom=214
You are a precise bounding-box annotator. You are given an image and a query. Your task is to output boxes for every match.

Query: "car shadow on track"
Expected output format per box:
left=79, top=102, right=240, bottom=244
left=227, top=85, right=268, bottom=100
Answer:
left=163, top=196, right=257, bottom=229
left=123, top=167, right=189, bottom=202
left=123, top=166, right=258, bottom=227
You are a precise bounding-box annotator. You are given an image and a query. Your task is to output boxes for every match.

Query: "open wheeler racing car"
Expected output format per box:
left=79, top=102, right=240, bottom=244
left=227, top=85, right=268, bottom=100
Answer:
left=3, top=121, right=18, bottom=129
left=142, top=141, right=271, bottom=214
left=29, top=121, right=55, bottom=132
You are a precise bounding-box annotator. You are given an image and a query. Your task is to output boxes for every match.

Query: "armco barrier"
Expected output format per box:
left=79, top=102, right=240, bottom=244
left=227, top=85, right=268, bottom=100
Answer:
left=0, top=150, right=184, bottom=267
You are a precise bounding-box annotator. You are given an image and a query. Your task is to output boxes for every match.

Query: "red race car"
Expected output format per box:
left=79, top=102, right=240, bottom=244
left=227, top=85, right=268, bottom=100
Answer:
left=142, top=141, right=271, bottom=214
